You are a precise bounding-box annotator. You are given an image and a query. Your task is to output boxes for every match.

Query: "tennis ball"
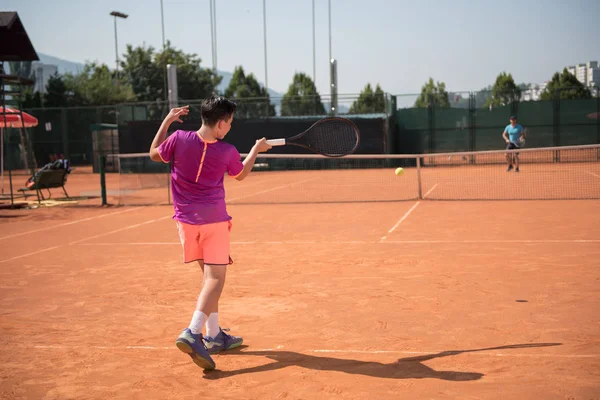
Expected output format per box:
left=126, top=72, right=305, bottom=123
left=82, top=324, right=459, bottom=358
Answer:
left=395, top=167, right=404, bottom=176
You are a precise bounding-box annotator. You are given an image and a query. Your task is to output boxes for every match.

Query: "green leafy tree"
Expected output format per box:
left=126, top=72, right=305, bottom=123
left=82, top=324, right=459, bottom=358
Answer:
left=281, top=72, right=326, bottom=116
left=485, top=72, right=521, bottom=107
left=120, top=43, right=163, bottom=102
left=121, top=41, right=222, bottom=102
left=349, top=83, right=386, bottom=114
left=541, top=68, right=592, bottom=100
left=224, top=66, right=275, bottom=118
left=414, top=78, right=450, bottom=108
left=21, top=87, right=42, bottom=108
left=63, top=62, right=135, bottom=106
left=44, top=73, right=69, bottom=107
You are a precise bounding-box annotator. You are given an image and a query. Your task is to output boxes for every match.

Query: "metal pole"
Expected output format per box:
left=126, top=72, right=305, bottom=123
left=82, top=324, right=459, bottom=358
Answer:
left=161, top=0, right=168, bottom=104
left=209, top=0, right=215, bottom=71
left=416, top=156, right=422, bottom=199
left=110, top=12, right=128, bottom=88
left=328, top=0, right=332, bottom=63
left=213, top=0, right=218, bottom=72
left=312, top=0, right=316, bottom=83
left=263, top=0, right=268, bottom=93
left=160, top=0, right=166, bottom=47
left=113, top=16, right=119, bottom=87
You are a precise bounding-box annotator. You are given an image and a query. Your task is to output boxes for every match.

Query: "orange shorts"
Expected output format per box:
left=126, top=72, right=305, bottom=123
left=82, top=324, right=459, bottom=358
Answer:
left=176, top=220, right=233, bottom=265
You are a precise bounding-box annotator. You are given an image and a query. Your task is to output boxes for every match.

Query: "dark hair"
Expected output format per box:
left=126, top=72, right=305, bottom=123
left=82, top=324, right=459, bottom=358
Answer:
left=201, top=94, right=237, bottom=127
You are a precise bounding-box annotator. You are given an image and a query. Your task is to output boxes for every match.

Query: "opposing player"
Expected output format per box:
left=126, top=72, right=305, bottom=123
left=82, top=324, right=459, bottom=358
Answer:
left=502, top=116, right=525, bottom=172
left=149, top=95, right=272, bottom=370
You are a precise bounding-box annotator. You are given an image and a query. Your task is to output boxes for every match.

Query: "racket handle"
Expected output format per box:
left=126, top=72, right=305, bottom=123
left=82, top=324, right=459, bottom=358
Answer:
left=266, top=139, right=286, bottom=146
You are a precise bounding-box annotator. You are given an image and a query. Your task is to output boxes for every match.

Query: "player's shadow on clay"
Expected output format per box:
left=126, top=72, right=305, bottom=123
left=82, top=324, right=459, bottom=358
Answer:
left=204, top=342, right=561, bottom=381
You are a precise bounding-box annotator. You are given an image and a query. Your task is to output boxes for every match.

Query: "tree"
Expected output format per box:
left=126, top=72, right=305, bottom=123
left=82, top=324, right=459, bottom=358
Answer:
left=224, top=66, right=275, bottom=118
left=44, top=73, right=69, bottom=107
left=281, top=73, right=326, bottom=116
left=349, top=83, right=386, bottom=114
left=120, top=43, right=163, bottom=102
left=63, top=62, right=135, bottom=106
left=541, top=68, right=592, bottom=100
left=485, top=72, right=521, bottom=107
left=414, top=78, right=450, bottom=108
left=120, top=41, right=222, bottom=110
left=21, top=87, right=42, bottom=108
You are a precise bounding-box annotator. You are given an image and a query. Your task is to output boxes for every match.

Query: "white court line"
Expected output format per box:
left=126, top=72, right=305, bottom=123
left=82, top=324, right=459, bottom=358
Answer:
left=0, top=207, right=141, bottom=241
left=0, top=216, right=171, bottom=263
left=423, top=183, right=438, bottom=198
left=380, top=201, right=420, bottom=242
left=226, top=178, right=317, bottom=203
left=585, top=170, right=600, bottom=178
left=381, top=239, right=600, bottom=244
left=0, top=245, right=63, bottom=264
left=77, top=239, right=600, bottom=246
left=25, top=345, right=597, bottom=358
left=69, top=215, right=172, bottom=245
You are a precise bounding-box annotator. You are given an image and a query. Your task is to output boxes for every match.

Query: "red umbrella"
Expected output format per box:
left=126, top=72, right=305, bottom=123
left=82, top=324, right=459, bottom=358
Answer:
left=0, top=106, right=38, bottom=128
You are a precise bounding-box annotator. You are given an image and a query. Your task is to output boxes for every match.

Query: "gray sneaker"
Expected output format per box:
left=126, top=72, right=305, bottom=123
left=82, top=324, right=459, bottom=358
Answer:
left=204, top=328, right=243, bottom=354
left=175, top=328, right=215, bottom=370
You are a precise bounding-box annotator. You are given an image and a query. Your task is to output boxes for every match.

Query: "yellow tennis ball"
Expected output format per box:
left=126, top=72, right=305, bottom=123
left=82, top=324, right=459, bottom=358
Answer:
left=395, top=167, right=404, bottom=176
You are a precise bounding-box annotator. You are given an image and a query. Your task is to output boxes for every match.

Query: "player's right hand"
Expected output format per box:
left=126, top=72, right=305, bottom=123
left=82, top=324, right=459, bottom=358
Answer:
left=255, top=137, right=272, bottom=153
left=165, top=105, right=189, bottom=124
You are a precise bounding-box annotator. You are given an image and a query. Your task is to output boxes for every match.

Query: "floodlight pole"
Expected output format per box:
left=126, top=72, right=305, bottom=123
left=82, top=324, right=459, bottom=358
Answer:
left=110, top=11, right=129, bottom=88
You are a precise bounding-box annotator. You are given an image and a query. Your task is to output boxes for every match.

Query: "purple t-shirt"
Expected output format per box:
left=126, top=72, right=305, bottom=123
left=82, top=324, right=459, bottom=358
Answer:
left=157, top=130, right=244, bottom=225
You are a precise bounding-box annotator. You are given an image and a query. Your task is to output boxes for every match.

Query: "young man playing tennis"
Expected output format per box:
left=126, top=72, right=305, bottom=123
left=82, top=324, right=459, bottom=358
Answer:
left=149, top=95, right=271, bottom=370
left=502, top=116, right=525, bottom=172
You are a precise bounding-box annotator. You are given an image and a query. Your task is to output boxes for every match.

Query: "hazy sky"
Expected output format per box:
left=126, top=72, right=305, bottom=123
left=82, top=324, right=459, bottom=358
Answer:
left=5, top=0, right=599, bottom=96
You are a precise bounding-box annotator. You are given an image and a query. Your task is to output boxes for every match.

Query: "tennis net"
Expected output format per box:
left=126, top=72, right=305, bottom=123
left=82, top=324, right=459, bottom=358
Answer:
left=103, top=144, right=600, bottom=205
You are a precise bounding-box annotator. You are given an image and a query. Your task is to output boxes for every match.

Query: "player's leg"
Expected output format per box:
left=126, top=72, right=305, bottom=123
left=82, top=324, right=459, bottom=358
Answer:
left=514, top=151, right=520, bottom=172
left=505, top=143, right=514, bottom=171
left=174, top=222, right=216, bottom=370
left=195, top=260, right=220, bottom=338
left=202, top=220, right=243, bottom=353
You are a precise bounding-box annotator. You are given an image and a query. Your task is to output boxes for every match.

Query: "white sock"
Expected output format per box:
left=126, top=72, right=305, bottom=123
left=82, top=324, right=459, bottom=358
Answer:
left=189, top=311, right=208, bottom=335
left=206, top=313, right=219, bottom=339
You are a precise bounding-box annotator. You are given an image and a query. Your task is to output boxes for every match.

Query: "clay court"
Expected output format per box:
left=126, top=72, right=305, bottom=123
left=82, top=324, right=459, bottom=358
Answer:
left=1, top=159, right=600, bottom=400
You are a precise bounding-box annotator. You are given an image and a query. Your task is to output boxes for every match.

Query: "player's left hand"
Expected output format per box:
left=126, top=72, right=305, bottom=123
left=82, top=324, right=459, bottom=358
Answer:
left=165, top=105, right=190, bottom=124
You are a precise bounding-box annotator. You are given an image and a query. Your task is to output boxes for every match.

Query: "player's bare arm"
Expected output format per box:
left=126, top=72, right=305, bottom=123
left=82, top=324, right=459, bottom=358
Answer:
left=236, top=138, right=272, bottom=181
left=149, top=106, right=190, bottom=162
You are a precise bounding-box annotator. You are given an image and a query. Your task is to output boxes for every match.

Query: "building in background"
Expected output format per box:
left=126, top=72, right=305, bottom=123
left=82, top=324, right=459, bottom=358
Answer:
left=32, top=61, right=58, bottom=94
left=566, top=61, right=599, bottom=87
left=521, top=82, right=548, bottom=101
left=587, top=61, right=600, bottom=87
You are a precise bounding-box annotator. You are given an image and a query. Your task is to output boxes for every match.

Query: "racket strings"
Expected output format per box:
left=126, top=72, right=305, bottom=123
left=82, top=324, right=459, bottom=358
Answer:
left=306, top=119, right=359, bottom=156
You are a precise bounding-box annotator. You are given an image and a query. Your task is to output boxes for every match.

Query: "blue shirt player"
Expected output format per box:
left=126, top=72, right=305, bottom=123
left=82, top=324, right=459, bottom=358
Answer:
left=502, top=116, right=525, bottom=172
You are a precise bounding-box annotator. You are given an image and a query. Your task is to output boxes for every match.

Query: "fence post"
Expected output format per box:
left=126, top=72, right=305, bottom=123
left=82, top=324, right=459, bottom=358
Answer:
left=385, top=95, right=397, bottom=155
left=553, top=89, right=560, bottom=162
left=427, top=94, right=435, bottom=154
left=99, top=154, right=107, bottom=206
left=60, top=108, right=69, bottom=161
left=469, top=92, right=476, bottom=160
left=416, top=156, right=422, bottom=200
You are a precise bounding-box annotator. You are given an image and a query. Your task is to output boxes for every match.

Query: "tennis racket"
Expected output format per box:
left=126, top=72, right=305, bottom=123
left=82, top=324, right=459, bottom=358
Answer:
left=520, top=128, right=527, bottom=147
left=266, top=117, right=360, bottom=157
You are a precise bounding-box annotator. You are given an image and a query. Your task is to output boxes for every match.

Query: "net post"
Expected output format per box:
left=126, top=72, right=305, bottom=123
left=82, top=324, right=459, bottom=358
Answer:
left=8, top=168, right=14, bottom=207
left=99, top=155, right=107, bottom=206
left=416, top=156, right=422, bottom=200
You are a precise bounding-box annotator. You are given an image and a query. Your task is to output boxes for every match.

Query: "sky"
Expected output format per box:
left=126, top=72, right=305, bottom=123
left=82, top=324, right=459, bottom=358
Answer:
left=4, top=0, right=600, bottom=96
